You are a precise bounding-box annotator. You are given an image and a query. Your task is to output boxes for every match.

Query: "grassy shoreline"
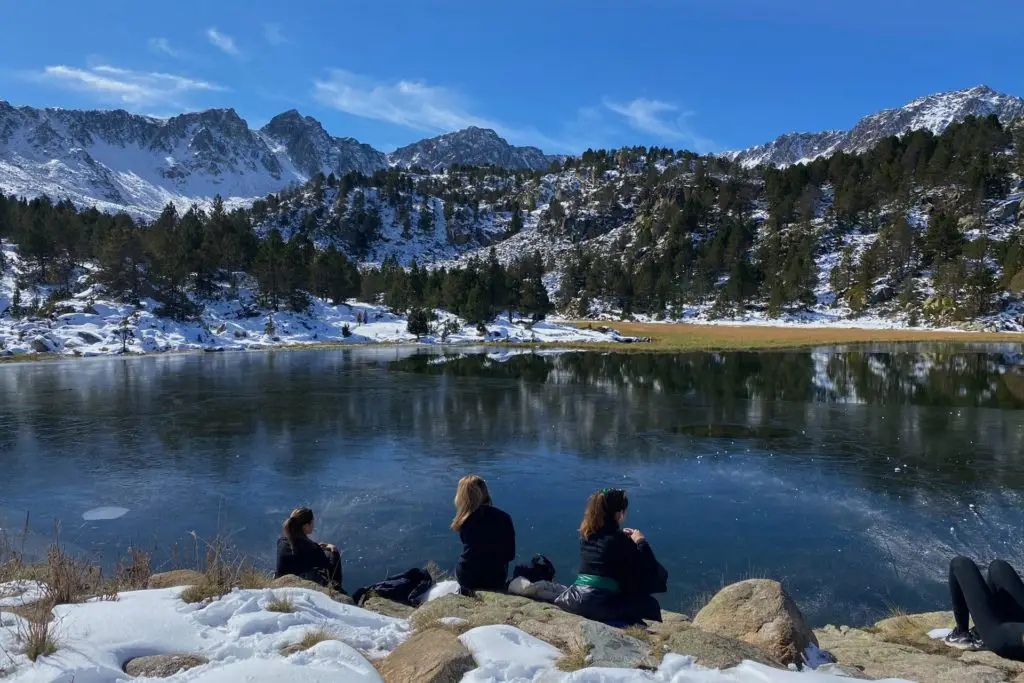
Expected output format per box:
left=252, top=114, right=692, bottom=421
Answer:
left=564, top=321, right=1024, bottom=352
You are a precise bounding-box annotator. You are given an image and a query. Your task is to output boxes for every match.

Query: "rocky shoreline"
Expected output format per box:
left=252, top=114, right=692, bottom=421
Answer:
left=115, top=572, right=1024, bottom=681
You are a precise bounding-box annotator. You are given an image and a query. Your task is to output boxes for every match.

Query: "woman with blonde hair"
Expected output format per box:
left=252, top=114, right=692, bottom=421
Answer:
left=555, top=488, right=667, bottom=625
left=452, top=474, right=516, bottom=592
left=275, top=507, right=344, bottom=593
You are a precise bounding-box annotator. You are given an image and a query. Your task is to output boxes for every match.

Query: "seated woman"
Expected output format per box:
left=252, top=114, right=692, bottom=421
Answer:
left=451, top=474, right=516, bottom=592
left=275, top=507, right=344, bottom=593
left=945, top=556, right=1024, bottom=660
left=555, top=488, right=667, bottom=625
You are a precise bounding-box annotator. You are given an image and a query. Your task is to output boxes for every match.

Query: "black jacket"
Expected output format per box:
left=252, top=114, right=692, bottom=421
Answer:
left=578, top=523, right=667, bottom=596
left=275, top=535, right=329, bottom=581
left=456, top=505, right=516, bottom=591
left=555, top=522, right=668, bottom=624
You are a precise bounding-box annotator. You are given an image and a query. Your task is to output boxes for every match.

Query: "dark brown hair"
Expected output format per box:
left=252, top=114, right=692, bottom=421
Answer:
left=283, top=507, right=314, bottom=547
left=579, top=488, right=629, bottom=540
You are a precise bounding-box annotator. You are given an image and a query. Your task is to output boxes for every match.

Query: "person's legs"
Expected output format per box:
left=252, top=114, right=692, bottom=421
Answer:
left=949, top=556, right=1002, bottom=640
left=988, top=560, right=1024, bottom=623
left=327, top=549, right=344, bottom=594
left=981, top=623, right=1024, bottom=662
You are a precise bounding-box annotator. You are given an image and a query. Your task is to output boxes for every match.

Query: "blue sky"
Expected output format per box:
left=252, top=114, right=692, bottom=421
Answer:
left=1, top=0, right=1020, bottom=154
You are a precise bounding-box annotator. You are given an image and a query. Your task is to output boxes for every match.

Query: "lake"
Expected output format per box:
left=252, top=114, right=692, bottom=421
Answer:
left=2, top=344, right=1024, bottom=626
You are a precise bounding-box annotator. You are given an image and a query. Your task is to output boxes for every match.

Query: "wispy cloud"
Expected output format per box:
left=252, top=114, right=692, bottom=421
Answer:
left=148, top=37, right=180, bottom=58
left=263, top=22, right=286, bottom=45
left=312, top=68, right=568, bottom=151
left=603, top=97, right=715, bottom=152
left=32, top=64, right=225, bottom=109
left=206, top=27, right=240, bottom=56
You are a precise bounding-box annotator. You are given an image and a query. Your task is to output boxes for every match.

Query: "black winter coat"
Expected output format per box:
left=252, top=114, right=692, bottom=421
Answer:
left=555, top=522, right=668, bottom=624
left=456, top=505, right=516, bottom=591
left=276, top=535, right=330, bottom=582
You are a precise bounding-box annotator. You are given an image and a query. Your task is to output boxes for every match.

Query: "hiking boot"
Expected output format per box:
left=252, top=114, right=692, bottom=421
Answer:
left=944, top=628, right=981, bottom=650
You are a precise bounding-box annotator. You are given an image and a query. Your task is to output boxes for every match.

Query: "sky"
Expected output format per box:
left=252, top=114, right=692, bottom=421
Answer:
left=0, top=0, right=1020, bottom=155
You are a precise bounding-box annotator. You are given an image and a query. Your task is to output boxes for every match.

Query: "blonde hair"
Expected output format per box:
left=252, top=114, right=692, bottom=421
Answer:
left=579, top=488, right=628, bottom=540
left=451, top=474, right=492, bottom=531
left=283, top=507, right=314, bottom=547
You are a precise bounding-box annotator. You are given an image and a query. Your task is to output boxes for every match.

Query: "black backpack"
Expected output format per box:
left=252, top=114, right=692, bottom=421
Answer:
left=512, top=554, right=556, bottom=583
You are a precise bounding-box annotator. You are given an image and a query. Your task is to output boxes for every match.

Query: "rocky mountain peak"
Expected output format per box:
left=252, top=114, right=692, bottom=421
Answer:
left=389, top=126, right=558, bottom=172
left=727, top=85, right=1024, bottom=168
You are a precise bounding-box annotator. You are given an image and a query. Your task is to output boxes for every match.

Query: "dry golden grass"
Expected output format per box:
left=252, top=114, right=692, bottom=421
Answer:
left=565, top=321, right=1024, bottom=353
left=265, top=594, right=296, bottom=613
left=280, top=626, right=340, bottom=655
left=555, top=641, right=593, bottom=672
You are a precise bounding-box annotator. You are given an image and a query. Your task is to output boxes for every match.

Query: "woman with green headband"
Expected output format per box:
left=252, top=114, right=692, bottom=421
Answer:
left=555, top=488, right=667, bottom=625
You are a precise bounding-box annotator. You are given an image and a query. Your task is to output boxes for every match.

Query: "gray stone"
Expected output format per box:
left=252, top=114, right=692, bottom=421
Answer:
left=361, top=595, right=415, bottom=618
left=124, top=654, right=207, bottom=677
left=815, top=662, right=875, bottom=679
left=578, top=620, right=655, bottom=669
left=77, top=331, right=103, bottom=344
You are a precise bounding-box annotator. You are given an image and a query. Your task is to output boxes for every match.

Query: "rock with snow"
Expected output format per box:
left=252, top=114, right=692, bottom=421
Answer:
left=259, top=109, right=388, bottom=178
left=123, top=654, right=208, bottom=678
left=147, top=569, right=206, bottom=589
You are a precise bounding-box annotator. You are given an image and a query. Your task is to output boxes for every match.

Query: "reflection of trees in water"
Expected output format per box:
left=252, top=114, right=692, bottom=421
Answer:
left=2, top=347, right=1023, bottom=491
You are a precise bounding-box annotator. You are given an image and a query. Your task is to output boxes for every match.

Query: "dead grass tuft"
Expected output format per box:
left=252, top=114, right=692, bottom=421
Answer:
left=280, top=626, right=340, bottom=655
left=17, top=613, right=59, bottom=662
left=425, top=560, right=451, bottom=583
left=265, top=594, right=296, bottom=613
left=43, top=546, right=93, bottom=606
left=178, top=532, right=264, bottom=604
left=555, top=641, right=593, bottom=672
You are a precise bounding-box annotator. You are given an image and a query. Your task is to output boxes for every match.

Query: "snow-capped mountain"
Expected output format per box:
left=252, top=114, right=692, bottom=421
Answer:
left=389, top=126, right=559, bottom=172
left=0, top=102, right=556, bottom=218
left=259, top=110, right=388, bottom=178
left=727, top=85, right=1024, bottom=168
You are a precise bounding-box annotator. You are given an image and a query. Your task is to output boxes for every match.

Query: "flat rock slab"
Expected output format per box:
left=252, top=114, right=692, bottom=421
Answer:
left=816, top=625, right=1009, bottom=683
left=578, top=620, right=655, bottom=669
left=124, top=654, right=207, bottom=677
left=147, top=570, right=204, bottom=589
left=665, top=625, right=783, bottom=670
left=361, top=596, right=415, bottom=619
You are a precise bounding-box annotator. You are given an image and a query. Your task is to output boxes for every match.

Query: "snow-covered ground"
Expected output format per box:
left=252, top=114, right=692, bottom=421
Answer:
left=0, top=582, right=913, bottom=682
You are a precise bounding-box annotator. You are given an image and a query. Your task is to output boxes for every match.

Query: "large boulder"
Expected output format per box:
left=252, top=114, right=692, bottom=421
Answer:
left=376, top=628, right=475, bottom=683
left=664, top=626, right=783, bottom=669
left=692, top=579, right=815, bottom=665
left=124, top=654, right=207, bottom=677
left=147, top=570, right=204, bottom=589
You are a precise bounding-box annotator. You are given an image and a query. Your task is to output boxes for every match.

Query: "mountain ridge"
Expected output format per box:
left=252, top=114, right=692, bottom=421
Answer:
left=0, top=100, right=558, bottom=218
left=726, top=85, right=1024, bottom=168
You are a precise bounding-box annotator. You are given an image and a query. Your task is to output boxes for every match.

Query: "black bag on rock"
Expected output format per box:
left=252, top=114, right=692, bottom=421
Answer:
left=512, top=554, right=556, bottom=583
left=352, top=568, right=434, bottom=606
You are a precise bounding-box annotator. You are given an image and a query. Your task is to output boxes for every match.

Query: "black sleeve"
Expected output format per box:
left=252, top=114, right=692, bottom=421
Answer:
left=503, top=513, right=516, bottom=564
left=295, top=537, right=330, bottom=573
left=618, top=537, right=668, bottom=595
left=275, top=538, right=290, bottom=577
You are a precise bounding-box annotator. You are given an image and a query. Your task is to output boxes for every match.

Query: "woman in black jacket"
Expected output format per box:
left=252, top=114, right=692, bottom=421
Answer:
left=555, top=488, right=667, bottom=625
left=451, top=474, right=516, bottom=592
left=275, top=507, right=344, bottom=593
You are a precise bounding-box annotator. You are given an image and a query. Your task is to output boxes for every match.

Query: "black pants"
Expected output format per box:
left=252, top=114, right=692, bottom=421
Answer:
left=949, top=556, right=1024, bottom=660
left=303, top=549, right=344, bottom=594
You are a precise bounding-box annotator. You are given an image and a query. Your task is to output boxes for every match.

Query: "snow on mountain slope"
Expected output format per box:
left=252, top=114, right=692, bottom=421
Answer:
left=728, top=85, right=1024, bottom=168
left=389, top=126, right=560, bottom=172
left=0, top=102, right=557, bottom=219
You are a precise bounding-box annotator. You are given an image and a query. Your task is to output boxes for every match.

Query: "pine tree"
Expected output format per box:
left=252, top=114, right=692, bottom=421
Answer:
left=506, top=202, right=523, bottom=237
left=418, top=200, right=435, bottom=234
